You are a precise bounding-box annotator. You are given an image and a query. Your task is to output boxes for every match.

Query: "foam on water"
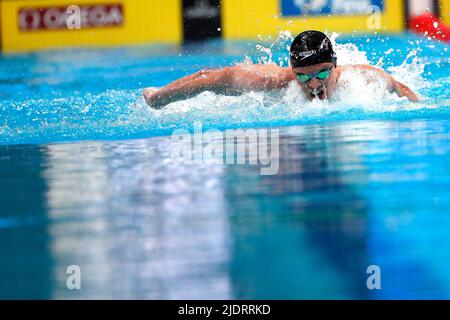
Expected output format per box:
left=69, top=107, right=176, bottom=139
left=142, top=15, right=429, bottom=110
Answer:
left=0, top=33, right=449, bottom=145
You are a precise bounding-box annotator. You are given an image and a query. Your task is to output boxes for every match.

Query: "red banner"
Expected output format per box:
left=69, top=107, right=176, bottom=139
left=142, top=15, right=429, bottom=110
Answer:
left=18, top=4, right=124, bottom=31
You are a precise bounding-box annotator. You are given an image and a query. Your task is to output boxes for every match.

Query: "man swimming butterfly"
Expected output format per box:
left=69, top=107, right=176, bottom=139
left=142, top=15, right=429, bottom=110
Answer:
left=143, top=30, right=419, bottom=108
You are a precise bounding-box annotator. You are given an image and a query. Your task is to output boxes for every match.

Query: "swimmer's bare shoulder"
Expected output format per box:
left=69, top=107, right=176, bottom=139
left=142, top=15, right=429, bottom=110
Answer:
left=227, top=63, right=296, bottom=91
left=334, top=64, right=420, bottom=102
left=143, top=64, right=295, bottom=109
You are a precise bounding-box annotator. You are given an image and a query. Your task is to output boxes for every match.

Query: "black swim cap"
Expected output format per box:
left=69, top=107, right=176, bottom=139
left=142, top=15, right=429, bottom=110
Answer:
left=290, top=30, right=337, bottom=68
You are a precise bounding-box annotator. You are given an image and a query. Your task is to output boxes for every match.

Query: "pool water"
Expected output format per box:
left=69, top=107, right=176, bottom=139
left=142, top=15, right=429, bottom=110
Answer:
left=1, top=33, right=450, bottom=299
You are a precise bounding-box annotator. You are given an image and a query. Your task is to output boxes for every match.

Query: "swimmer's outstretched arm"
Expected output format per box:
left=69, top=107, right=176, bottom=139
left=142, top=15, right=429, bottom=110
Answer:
left=143, top=65, right=292, bottom=108
left=143, top=67, right=234, bottom=109
left=344, top=65, right=420, bottom=102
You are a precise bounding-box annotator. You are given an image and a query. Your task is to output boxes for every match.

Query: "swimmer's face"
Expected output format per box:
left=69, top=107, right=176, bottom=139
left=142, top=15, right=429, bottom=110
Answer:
left=293, top=62, right=336, bottom=101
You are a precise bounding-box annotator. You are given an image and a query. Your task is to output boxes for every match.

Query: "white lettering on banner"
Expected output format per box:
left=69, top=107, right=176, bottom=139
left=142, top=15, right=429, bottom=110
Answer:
left=18, top=4, right=124, bottom=31
left=283, top=0, right=383, bottom=16
left=332, top=0, right=371, bottom=14
left=185, top=0, right=220, bottom=19
left=294, top=0, right=328, bottom=13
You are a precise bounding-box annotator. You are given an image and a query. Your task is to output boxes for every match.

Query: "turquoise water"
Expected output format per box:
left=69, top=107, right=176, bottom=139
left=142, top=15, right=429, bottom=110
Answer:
left=1, top=34, right=450, bottom=299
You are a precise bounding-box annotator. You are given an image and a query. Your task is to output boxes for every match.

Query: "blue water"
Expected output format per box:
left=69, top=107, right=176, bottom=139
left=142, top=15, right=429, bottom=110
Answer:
left=1, top=33, right=450, bottom=299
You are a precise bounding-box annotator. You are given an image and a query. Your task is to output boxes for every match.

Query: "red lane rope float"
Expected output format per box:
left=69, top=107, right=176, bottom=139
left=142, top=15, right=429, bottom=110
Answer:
left=409, top=12, right=450, bottom=43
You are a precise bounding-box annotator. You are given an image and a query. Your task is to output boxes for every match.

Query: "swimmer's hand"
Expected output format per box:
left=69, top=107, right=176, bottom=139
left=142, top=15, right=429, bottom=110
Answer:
left=143, top=88, right=162, bottom=109
left=393, top=81, right=420, bottom=103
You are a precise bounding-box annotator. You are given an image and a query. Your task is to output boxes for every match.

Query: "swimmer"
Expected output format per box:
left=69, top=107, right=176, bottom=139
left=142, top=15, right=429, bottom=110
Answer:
left=143, top=30, right=419, bottom=108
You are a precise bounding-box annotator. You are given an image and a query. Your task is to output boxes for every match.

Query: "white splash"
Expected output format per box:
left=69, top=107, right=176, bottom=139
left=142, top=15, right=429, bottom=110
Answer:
left=388, top=50, right=428, bottom=91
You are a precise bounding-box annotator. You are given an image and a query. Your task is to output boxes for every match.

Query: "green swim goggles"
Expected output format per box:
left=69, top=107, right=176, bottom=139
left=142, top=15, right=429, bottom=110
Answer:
left=296, top=67, right=333, bottom=83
